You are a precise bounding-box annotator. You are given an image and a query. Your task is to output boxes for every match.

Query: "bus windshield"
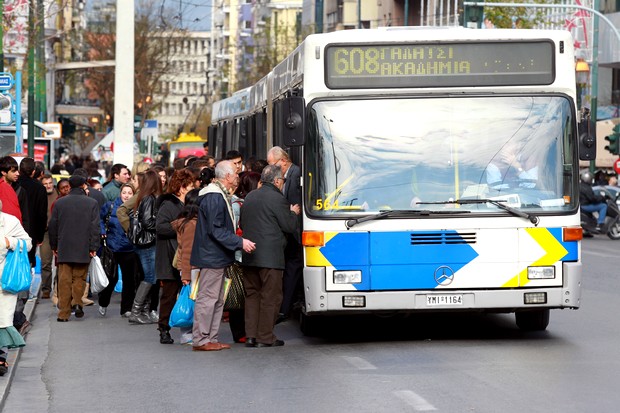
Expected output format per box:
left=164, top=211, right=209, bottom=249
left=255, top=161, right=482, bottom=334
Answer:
left=306, top=96, right=576, bottom=216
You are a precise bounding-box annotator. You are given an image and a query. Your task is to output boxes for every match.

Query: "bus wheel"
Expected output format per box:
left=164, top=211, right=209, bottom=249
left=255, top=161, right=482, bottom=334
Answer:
left=299, top=312, right=321, bottom=337
left=515, top=309, right=550, bottom=331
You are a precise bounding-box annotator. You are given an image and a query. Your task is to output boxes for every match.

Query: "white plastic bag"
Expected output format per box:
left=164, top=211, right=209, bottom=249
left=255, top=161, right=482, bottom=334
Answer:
left=89, top=256, right=109, bottom=293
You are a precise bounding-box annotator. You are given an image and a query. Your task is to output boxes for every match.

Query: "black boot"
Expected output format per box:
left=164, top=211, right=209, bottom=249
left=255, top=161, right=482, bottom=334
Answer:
left=129, top=282, right=152, bottom=324
left=159, top=328, right=174, bottom=344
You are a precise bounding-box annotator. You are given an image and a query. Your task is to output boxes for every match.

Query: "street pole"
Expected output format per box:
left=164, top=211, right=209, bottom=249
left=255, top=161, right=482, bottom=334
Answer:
left=37, top=0, right=46, bottom=122
left=0, top=0, right=4, bottom=72
left=590, top=0, right=600, bottom=172
left=113, top=0, right=135, bottom=168
left=27, top=0, right=35, bottom=157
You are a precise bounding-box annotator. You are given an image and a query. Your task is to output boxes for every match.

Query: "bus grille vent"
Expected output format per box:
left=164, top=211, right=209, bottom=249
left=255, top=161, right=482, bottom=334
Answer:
left=410, top=232, right=477, bottom=245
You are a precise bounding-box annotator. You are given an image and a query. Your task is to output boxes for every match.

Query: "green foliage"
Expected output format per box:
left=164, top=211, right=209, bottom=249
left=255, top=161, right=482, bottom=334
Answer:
left=481, top=0, right=548, bottom=29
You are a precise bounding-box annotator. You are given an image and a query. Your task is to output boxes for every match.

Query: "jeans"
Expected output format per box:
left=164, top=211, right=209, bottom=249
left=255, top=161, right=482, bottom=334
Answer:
left=582, top=203, right=607, bottom=225
left=135, top=246, right=156, bottom=284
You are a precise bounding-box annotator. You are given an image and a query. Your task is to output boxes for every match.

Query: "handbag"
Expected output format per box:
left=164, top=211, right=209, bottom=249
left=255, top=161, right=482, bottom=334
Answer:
left=1, top=239, right=31, bottom=294
left=101, top=203, right=116, bottom=278
left=100, top=240, right=116, bottom=279
left=224, top=262, right=245, bottom=311
left=89, top=256, right=109, bottom=293
left=169, top=285, right=194, bottom=328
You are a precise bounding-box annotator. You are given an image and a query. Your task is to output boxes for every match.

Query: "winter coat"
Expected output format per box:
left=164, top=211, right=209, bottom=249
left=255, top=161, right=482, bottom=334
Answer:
left=0, top=212, right=32, bottom=328
left=102, top=179, right=122, bottom=202
left=16, top=175, right=47, bottom=244
left=132, top=194, right=157, bottom=248
left=190, top=182, right=243, bottom=269
left=155, top=193, right=184, bottom=281
left=48, top=188, right=100, bottom=264
left=0, top=178, right=21, bottom=223
left=100, top=198, right=134, bottom=253
left=240, top=182, right=299, bottom=270
left=172, top=217, right=197, bottom=282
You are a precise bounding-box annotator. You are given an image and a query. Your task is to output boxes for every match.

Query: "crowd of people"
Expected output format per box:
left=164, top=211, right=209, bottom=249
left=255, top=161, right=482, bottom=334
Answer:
left=0, top=145, right=304, bottom=369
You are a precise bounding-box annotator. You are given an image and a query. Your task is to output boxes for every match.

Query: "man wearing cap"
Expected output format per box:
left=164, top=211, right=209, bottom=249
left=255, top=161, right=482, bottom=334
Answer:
left=48, top=175, right=100, bottom=321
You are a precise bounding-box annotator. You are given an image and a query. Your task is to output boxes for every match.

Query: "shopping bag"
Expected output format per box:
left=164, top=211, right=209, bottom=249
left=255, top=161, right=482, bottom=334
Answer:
left=114, top=267, right=123, bottom=293
left=170, top=285, right=194, bottom=328
left=1, top=240, right=31, bottom=294
left=224, top=262, right=245, bottom=311
left=89, top=256, right=109, bottom=293
left=189, top=269, right=200, bottom=300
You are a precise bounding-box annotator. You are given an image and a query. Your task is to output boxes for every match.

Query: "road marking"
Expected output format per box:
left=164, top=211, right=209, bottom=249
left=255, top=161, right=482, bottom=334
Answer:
left=341, top=356, right=377, bottom=370
left=582, top=249, right=611, bottom=258
left=393, top=390, right=437, bottom=411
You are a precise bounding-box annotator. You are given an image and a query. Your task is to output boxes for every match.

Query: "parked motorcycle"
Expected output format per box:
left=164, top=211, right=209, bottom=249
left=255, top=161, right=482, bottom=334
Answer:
left=582, top=187, right=620, bottom=239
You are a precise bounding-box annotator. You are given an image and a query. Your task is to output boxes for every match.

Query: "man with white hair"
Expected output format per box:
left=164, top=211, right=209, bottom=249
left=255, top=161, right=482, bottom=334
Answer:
left=190, top=161, right=256, bottom=351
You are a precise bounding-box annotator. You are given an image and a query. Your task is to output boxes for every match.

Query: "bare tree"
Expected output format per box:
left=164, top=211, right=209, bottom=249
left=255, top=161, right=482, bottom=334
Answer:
left=83, top=1, right=184, bottom=129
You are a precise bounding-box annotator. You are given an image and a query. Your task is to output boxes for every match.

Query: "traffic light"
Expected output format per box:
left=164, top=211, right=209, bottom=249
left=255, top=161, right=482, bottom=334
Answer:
left=605, top=124, right=620, bottom=155
left=458, top=0, right=484, bottom=28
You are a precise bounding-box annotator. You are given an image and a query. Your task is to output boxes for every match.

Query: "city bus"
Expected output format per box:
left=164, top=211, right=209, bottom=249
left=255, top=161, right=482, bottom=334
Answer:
left=209, top=27, right=595, bottom=333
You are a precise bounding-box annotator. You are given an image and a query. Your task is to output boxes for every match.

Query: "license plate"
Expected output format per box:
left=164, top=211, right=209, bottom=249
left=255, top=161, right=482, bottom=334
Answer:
left=426, top=294, right=463, bottom=306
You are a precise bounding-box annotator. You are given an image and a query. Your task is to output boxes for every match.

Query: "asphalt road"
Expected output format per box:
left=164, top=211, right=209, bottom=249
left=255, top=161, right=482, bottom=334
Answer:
left=4, top=236, right=620, bottom=412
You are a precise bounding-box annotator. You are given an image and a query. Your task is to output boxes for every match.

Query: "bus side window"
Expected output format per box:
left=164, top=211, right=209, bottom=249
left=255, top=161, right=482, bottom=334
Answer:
left=255, top=110, right=267, bottom=159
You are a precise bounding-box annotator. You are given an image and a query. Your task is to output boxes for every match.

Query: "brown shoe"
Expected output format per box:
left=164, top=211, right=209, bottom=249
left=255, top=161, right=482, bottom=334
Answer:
left=192, top=342, right=222, bottom=351
left=218, top=343, right=231, bottom=350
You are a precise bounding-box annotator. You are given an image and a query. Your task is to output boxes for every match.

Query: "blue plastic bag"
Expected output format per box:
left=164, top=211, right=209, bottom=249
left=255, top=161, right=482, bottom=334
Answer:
left=2, top=240, right=31, bottom=294
left=169, top=285, right=194, bottom=328
left=114, top=267, right=123, bottom=293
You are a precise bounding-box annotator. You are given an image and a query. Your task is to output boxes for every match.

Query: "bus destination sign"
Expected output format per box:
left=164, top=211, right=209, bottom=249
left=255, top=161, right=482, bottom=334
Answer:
left=325, top=41, right=555, bottom=89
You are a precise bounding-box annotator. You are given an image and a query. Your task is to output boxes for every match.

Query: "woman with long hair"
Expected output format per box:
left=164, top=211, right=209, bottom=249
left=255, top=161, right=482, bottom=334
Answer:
left=171, top=188, right=201, bottom=345
left=98, top=183, right=141, bottom=317
left=128, top=170, right=162, bottom=324
left=155, top=169, right=195, bottom=344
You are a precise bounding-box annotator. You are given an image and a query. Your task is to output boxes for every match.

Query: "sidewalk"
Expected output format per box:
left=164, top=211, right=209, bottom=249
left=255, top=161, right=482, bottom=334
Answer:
left=0, top=290, right=40, bottom=411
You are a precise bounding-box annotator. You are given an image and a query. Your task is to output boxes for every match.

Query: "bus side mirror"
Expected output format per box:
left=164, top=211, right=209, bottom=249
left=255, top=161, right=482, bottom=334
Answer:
left=277, top=96, right=305, bottom=146
left=578, top=119, right=596, bottom=161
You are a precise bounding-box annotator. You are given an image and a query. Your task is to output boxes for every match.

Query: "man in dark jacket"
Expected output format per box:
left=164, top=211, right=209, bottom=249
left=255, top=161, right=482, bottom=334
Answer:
left=267, top=146, right=302, bottom=323
left=190, top=160, right=255, bottom=351
left=48, top=175, right=100, bottom=321
left=580, top=170, right=607, bottom=233
left=240, top=164, right=300, bottom=347
left=16, top=157, right=47, bottom=266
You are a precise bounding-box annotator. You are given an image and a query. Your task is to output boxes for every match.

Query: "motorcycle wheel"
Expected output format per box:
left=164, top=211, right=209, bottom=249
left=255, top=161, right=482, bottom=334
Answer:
left=607, top=218, right=620, bottom=240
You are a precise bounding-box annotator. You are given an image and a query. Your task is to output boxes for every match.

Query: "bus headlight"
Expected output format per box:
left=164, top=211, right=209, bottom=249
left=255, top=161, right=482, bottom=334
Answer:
left=527, top=266, right=555, bottom=280
left=333, top=270, right=362, bottom=284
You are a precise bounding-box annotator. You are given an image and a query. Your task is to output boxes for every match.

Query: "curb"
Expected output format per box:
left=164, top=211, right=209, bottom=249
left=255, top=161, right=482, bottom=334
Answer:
left=0, top=290, right=40, bottom=411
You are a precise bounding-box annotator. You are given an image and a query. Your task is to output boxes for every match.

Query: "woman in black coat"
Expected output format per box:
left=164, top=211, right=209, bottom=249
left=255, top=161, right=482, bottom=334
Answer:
left=155, top=169, right=197, bottom=345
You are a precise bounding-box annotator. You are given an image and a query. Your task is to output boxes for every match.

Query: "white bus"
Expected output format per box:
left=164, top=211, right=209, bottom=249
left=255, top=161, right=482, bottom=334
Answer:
left=210, top=27, right=595, bottom=333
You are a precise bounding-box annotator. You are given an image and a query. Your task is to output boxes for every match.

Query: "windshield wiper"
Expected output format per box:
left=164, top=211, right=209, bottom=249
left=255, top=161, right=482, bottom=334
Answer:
left=418, top=199, right=539, bottom=225
left=345, top=209, right=470, bottom=229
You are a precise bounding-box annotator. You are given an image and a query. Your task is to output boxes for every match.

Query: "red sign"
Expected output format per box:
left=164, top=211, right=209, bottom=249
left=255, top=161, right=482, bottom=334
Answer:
left=22, top=143, right=48, bottom=162
left=614, top=158, right=620, bottom=175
